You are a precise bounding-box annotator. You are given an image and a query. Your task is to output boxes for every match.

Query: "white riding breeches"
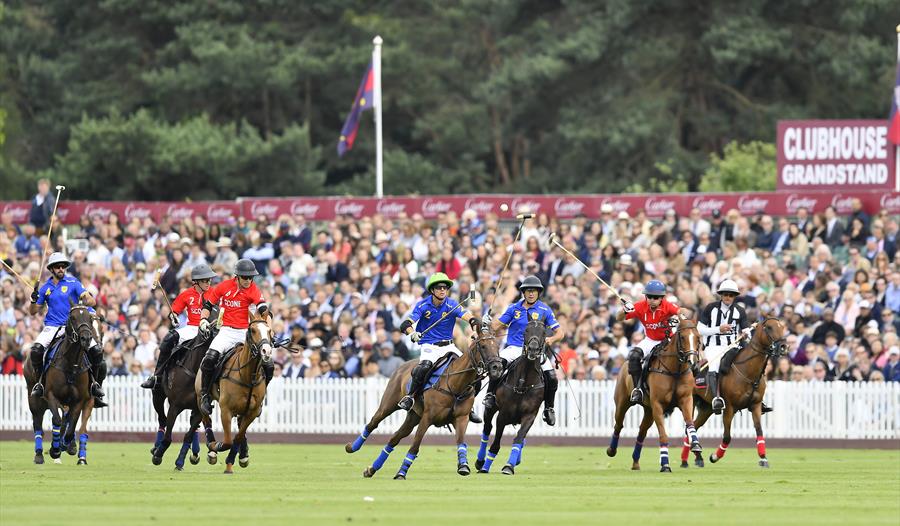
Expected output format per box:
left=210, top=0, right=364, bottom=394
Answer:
left=705, top=345, right=729, bottom=373
left=418, top=342, right=462, bottom=363
left=634, top=337, right=664, bottom=359
left=35, top=325, right=98, bottom=349
left=208, top=326, right=247, bottom=354
left=500, top=345, right=553, bottom=372
left=175, top=325, right=199, bottom=343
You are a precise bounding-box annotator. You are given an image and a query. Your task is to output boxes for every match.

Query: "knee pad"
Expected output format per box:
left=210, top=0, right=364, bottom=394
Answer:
left=412, top=360, right=433, bottom=382
left=544, top=371, right=558, bottom=390
left=202, top=350, right=220, bottom=369
left=88, top=346, right=103, bottom=364
left=31, top=343, right=46, bottom=359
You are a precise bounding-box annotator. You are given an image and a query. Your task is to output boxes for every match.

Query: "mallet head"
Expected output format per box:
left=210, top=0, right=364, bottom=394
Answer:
left=55, top=185, right=65, bottom=191
left=516, top=213, right=536, bottom=220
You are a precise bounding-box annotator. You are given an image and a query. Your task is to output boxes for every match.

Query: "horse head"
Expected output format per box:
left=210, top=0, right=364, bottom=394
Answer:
left=754, top=317, right=787, bottom=359
left=523, top=318, right=547, bottom=362
left=669, top=315, right=701, bottom=367
left=66, top=303, right=95, bottom=353
left=472, top=321, right=503, bottom=380
left=246, top=307, right=274, bottom=364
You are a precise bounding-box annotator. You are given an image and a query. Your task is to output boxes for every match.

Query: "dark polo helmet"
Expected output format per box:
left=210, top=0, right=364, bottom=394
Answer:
left=234, top=259, right=259, bottom=277
left=191, top=264, right=217, bottom=281
left=518, top=275, right=544, bottom=293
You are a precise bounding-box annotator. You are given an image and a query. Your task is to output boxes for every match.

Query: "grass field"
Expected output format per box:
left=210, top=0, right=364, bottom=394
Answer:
left=1, top=441, right=898, bottom=526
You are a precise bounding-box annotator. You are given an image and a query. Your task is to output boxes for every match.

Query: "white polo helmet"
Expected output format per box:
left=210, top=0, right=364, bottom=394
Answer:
left=717, top=279, right=739, bottom=295
left=46, top=252, right=71, bottom=270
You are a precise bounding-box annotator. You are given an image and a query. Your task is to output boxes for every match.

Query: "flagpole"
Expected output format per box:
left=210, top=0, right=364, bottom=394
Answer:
left=373, top=35, right=384, bottom=198
left=895, top=24, right=899, bottom=192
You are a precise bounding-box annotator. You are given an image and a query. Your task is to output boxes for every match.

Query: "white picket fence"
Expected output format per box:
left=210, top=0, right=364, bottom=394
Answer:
left=1, top=376, right=897, bottom=440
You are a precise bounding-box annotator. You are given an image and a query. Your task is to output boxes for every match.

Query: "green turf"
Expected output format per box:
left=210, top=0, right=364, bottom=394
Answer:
left=1, top=441, right=897, bottom=526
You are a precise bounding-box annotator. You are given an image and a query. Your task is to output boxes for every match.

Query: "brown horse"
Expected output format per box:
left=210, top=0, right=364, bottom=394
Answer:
left=681, top=317, right=787, bottom=469
left=195, top=310, right=273, bottom=474
left=345, top=323, right=503, bottom=479
left=606, top=318, right=702, bottom=472
left=23, top=305, right=99, bottom=465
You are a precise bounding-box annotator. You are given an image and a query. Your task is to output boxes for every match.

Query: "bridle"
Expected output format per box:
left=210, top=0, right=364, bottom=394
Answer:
left=650, top=319, right=701, bottom=377
left=245, top=318, right=273, bottom=363
left=729, top=317, right=786, bottom=406
left=469, top=328, right=502, bottom=377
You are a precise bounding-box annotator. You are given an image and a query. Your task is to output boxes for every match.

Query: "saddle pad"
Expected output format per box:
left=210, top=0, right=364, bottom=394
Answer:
left=406, top=356, right=455, bottom=395
left=44, top=339, right=89, bottom=374
left=212, top=344, right=241, bottom=383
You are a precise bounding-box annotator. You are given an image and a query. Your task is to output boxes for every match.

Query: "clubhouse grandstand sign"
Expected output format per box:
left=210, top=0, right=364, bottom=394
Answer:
left=777, top=120, right=896, bottom=191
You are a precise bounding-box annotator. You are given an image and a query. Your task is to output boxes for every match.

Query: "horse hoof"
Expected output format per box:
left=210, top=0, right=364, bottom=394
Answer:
left=759, top=459, right=769, bottom=468
left=393, top=474, right=406, bottom=480
left=53, top=458, right=62, bottom=465
left=709, top=454, right=719, bottom=464
left=660, top=465, right=672, bottom=473
left=224, top=465, right=233, bottom=474
left=695, top=458, right=705, bottom=468
left=690, top=444, right=702, bottom=454
left=501, top=465, right=514, bottom=476
left=606, top=447, right=617, bottom=457
left=34, top=454, right=44, bottom=465
left=190, top=454, right=200, bottom=465
left=239, top=457, right=250, bottom=468
left=475, top=459, right=485, bottom=471
left=457, top=463, right=470, bottom=476
left=175, top=466, right=184, bottom=472
left=207, top=451, right=218, bottom=465
left=67, top=442, right=77, bottom=456
left=49, top=448, right=60, bottom=460
left=363, top=467, right=376, bottom=478
left=631, top=463, right=640, bottom=471
left=680, top=461, right=689, bottom=468
left=478, top=469, right=490, bottom=474
left=344, top=443, right=355, bottom=454
left=152, top=456, right=162, bottom=466
left=77, top=458, right=87, bottom=466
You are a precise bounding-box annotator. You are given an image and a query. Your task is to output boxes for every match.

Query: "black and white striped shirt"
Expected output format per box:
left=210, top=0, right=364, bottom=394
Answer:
left=699, top=301, right=749, bottom=347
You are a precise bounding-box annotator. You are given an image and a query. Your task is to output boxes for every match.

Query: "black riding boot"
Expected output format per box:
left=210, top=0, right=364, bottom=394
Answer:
left=263, top=360, right=274, bottom=385
left=29, top=344, right=47, bottom=397
left=398, top=360, right=432, bottom=410
left=142, top=330, right=179, bottom=389
left=468, top=379, right=483, bottom=423
left=199, top=350, right=220, bottom=416
left=87, top=346, right=107, bottom=407
left=482, top=374, right=502, bottom=410
left=542, top=371, right=559, bottom=426
left=628, top=349, right=644, bottom=403
left=709, top=371, right=724, bottom=414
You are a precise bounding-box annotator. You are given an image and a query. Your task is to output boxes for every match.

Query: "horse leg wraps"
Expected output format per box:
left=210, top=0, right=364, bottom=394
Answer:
left=350, top=426, right=370, bottom=452
left=52, top=425, right=61, bottom=450
left=659, top=442, right=669, bottom=467
left=457, top=443, right=468, bottom=466
left=713, top=442, right=729, bottom=461
left=372, top=445, right=394, bottom=471
left=477, top=433, right=489, bottom=463
left=686, top=424, right=699, bottom=447
left=78, top=433, right=88, bottom=460
left=609, top=433, right=620, bottom=451
left=681, top=436, right=690, bottom=463
left=517, top=441, right=525, bottom=466
left=756, top=436, right=766, bottom=458
left=482, top=451, right=496, bottom=472
left=507, top=442, right=522, bottom=467
left=192, top=431, right=201, bottom=455
left=34, top=430, right=43, bottom=453
left=396, top=452, right=417, bottom=477
left=204, top=424, right=215, bottom=445
left=631, top=439, right=644, bottom=462
left=154, top=427, right=165, bottom=449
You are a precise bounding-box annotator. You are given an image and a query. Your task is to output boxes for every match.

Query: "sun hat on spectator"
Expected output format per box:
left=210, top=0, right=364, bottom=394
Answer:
left=859, top=300, right=872, bottom=310
left=135, top=262, right=147, bottom=271
left=888, top=346, right=900, bottom=357
left=217, top=237, right=232, bottom=247
left=835, top=348, right=851, bottom=359
left=165, top=232, right=181, bottom=244
left=587, top=350, right=600, bottom=361
left=309, top=338, right=324, bottom=349
left=617, top=211, right=630, bottom=220
left=127, top=304, right=141, bottom=317
left=619, top=254, right=633, bottom=266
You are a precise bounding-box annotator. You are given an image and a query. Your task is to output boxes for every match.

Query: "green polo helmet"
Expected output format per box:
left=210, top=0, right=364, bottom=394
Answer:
left=426, top=272, right=453, bottom=292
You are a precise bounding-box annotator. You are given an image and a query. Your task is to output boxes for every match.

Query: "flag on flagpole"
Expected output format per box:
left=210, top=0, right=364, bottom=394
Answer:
left=889, top=62, right=900, bottom=144
left=338, top=61, right=375, bottom=157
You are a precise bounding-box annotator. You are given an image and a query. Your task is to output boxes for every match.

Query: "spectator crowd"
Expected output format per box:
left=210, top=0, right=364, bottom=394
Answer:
left=2, top=182, right=900, bottom=386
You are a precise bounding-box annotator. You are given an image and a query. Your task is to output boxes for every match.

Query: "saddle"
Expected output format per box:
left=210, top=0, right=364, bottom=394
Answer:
left=163, top=338, right=202, bottom=378
left=405, top=355, right=455, bottom=395
left=500, top=356, right=544, bottom=394
left=211, top=344, right=242, bottom=386
left=44, top=338, right=90, bottom=376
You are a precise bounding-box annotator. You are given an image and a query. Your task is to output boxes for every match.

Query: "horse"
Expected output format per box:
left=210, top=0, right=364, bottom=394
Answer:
left=681, top=317, right=787, bottom=469
left=150, top=327, right=217, bottom=471
left=194, top=309, right=273, bottom=474
left=344, top=323, right=503, bottom=479
left=475, top=318, right=547, bottom=475
left=606, top=317, right=703, bottom=472
left=23, top=304, right=100, bottom=465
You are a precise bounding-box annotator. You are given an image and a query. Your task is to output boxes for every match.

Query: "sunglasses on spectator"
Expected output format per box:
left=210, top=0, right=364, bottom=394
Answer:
left=646, top=295, right=663, bottom=300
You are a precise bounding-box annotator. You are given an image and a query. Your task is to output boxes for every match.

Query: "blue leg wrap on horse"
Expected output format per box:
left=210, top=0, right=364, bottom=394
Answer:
left=192, top=431, right=200, bottom=455
left=482, top=452, right=496, bottom=472
left=372, top=445, right=394, bottom=471
left=34, top=431, right=43, bottom=452
left=632, top=440, right=644, bottom=462
left=610, top=434, right=620, bottom=450
left=350, top=426, right=370, bottom=452
left=52, top=426, right=60, bottom=449
left=516, top=441, right=525, bottom=466
left=204, top=425, right=215, bottom=444
left=176, top=440, right=191, bottom=467
left=477, top=434, right=489, bottom=462
left=508, top=443, right=522, bottom=467
left=154, top=428, right=165, bottom=449
left=457, top=443, right=468, bottom=465
left=78, top=433, right=88, bottom=459
left=397, top=453, right=417, bottom=476
left=659, top=442, right=669, bottom=466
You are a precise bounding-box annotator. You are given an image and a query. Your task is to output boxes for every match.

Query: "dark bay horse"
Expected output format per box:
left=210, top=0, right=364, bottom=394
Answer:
left=476, top=319, right=547, bottom=475
left=195, top=310, right=273, bottom=474
left=607, top=317, right=702, bottom=472
left=345, top=324, right=503, bottom=479
left=151, top=328, right=216, bottom=471
left=681, top=317, right=787, bottom=469
left=23, top=304, right=99, bottom=465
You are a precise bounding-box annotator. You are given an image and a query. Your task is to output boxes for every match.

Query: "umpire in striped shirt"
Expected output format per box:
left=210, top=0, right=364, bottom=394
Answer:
left=697, top=279, right=750, bottom=414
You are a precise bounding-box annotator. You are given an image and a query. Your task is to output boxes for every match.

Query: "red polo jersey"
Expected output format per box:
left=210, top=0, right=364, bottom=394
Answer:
left=626, top=298, right=680, bottom=340
left=172, top=287, right=205, bottom=326
left=205, top=278, right=264, bottom=329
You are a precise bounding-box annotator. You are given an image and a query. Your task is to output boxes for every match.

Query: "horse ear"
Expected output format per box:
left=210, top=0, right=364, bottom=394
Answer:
left=69, top=298, right=75, bottom=308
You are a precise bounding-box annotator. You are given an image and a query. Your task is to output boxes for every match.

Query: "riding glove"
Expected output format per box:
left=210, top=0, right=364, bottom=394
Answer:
left=622, top=301, right=635, bottom=313
left=31, top=286, right=39, bottom=304
left=199, top=319, right=211, bottom=334
left=410, top=331, right=422, bottom=343
left=168, top=313, right=179, bottom=327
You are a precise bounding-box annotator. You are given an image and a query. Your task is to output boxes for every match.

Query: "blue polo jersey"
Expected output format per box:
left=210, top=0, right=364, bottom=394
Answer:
left=499, top=299, right=559, bottom=348
left=37, top=276, right=86, bottom=326
left=408, top=296, right=467, bottom=344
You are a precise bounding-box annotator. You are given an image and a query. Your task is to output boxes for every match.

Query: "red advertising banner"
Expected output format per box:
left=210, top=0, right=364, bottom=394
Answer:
left=3, top=192, right=899, bottom=226
left=777, top=120, right=897, bottom=191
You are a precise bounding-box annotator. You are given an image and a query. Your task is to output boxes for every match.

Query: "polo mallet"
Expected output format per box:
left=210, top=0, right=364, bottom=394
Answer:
left=719, top=322, right=759, bottom=353
left=487, top=212, right=536, bottom=316
left=547, top=232, right=629, bottom=306
left=545, top=348, right=583, bottom=420
left=35, top=185, right=65, bottom=286
left=151, top=269, right=175, bottom=313
left=418, top=290, right=477, bottom=338
left=1, top=259, right=35, bottom=289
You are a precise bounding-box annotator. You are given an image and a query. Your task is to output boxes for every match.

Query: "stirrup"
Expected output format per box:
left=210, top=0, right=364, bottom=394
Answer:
left=200, top=395, right=214, bottom=416
left=140, top=375, right=157, bottom=389
left=712, top=396, right=725, bottom=414
left=93, top=396, right=108, bottom=408
left=761, top=403, right=774, bottom=414
left=398, top=395, right=414, bottom=411
left=482, top=393, right=496, bottom=410
left=629, top=388, right=643, bottom=403
left=31, top=383, right=44, bottom=397
left=91, top=382, right=105, bottom=398
left=543, top=407, right=556, bottom=426
left=468, top=410, right=483, bottom=424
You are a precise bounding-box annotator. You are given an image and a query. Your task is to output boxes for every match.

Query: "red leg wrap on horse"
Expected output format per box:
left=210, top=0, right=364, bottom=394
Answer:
left=756, top=436, right=766, bottom=457
left=716, top=443, right=728, bottom=459
left=681, top=437, right=690, bottom=462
